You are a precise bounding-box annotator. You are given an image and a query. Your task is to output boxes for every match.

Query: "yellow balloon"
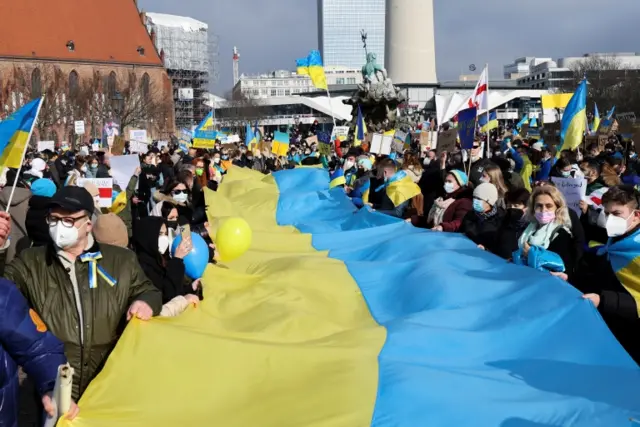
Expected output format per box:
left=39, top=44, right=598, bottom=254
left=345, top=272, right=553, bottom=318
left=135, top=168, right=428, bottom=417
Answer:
left=215, top=217, right=252, bottom=262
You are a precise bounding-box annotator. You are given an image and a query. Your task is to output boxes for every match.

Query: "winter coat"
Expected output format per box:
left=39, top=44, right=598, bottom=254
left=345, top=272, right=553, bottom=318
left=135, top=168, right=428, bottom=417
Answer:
left=132, top=217, right=189, bottom=304
left=492, top=208, right=529, bottom=259
left=2, top=240, right=162, bottom=399
left=0, top=278, right=66, bottom=427
left=96, top=164, right=110, bottom=178
left=15, top=195, right=51, bottom=256
left=417, top=162, right=443, bottom=215
left=460, top=208, right=506, bottom=250
left=0, top=186, right=31, bottom=263
left=117, top=175, right=139, bottom=238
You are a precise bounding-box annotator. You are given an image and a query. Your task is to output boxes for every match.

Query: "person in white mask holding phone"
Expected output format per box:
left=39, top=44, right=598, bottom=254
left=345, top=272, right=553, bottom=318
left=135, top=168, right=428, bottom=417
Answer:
left=1, top=186, right=162, bottom=400
left=577, top=185, right=640, bottom=364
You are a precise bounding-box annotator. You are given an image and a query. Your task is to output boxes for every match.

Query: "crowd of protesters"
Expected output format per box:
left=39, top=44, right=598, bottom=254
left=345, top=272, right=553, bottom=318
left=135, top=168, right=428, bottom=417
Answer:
left=0, top=117, right=639, bottom=425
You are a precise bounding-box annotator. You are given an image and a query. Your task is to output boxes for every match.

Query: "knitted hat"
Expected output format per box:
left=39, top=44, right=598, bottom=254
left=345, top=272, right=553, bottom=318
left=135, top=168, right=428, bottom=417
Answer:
left=93, top=213, right=129, bottom=248
left=30, top=179, right=57, bottom=198
left=449, top=169, right=468, bottom=187
left=474, top=182, right=499, bottom=206
left=82, top=182, right=100, bottom=198
left=357, top=157, right=372, bottom=171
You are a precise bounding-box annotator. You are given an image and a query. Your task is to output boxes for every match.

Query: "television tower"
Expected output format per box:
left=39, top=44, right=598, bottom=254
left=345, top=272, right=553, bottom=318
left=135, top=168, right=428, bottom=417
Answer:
left=232, top=46, right=240, bottom=87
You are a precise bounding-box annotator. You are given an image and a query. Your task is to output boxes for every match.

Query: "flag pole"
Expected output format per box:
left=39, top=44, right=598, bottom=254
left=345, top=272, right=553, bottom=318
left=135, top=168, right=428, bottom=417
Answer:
left=6, top=97, right=44, bottom=213
left=485, top=63, right=490, bottom=159
left=325, top=85, right=338, bottom=138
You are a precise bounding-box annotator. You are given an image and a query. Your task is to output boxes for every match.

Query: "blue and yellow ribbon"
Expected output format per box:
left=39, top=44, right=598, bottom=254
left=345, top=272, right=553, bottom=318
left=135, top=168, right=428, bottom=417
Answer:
left=79, top=251, right=117, bottom=288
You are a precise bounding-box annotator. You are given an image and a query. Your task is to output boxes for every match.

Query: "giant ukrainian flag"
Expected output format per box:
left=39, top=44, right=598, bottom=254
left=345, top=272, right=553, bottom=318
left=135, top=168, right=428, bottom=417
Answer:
left=0, top=97, right=42, bottom=171
left=62, top=167, right=640, bottom=427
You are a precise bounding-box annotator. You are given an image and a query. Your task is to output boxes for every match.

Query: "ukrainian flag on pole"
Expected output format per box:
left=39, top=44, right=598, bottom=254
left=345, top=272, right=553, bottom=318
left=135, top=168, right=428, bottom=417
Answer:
left=0, top=97, right=43, bottom=172
left=559, top=79, right=587, bottom=152
left=354, top=105, right=367, bottom=147
left=295, top=50, right=328, bottom=90
left=591, top=103, right=600, bottom=134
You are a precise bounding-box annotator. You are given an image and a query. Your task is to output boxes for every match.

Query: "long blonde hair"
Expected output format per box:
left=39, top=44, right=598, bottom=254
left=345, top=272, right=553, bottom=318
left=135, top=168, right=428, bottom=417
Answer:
left=483, top=164, right=508, bottom=198
left=527, top=185, right=572, bottom=228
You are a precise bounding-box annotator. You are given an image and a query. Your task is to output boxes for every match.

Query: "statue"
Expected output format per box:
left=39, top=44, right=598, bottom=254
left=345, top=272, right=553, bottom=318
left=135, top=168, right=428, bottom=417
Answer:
left=343, top=31, right=407, bottom=136
left=361, top=52, right=387, bottom=90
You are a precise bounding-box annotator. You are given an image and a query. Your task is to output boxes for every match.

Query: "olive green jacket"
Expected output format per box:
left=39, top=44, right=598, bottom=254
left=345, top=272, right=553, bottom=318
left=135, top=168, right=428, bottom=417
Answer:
left=3, top=240, right=162, bottom=399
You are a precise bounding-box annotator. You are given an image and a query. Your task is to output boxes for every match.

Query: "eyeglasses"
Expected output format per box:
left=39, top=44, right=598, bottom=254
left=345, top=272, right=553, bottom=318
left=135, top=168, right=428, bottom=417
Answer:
left=172, top=189, right=188, bottom=195
left=46, top=215, right=88, bottom=228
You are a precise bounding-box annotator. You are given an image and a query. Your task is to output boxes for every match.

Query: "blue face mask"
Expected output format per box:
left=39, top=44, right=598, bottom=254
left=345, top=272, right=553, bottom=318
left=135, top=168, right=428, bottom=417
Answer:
left=473, top=199, right=485, bottom=213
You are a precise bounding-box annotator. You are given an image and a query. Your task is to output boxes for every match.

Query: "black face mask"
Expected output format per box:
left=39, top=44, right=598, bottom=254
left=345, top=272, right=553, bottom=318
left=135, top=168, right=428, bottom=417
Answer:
left=166, top=220, right=178, bottom=230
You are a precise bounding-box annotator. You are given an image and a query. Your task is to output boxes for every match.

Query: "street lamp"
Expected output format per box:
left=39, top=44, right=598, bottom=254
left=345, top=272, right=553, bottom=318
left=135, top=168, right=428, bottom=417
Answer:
left=111, top=91, right=124, bottom=119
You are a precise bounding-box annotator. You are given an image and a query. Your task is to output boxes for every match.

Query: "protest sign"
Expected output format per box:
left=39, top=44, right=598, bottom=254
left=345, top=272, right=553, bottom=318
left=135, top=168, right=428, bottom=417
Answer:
left=305, top=135, right=318, bottom=145
left=102, top=120, right=120, bottom=148
left=436, top=129, right=457, bottom=156
left=129, top=129, right=148, bottom=143
left=74, top=120, right=85, bottom=135
left=111, top=136, right=126, bottom=155
left=457, top=107, right=477, bottom=150
left=129, top=140, right=149, bottom=154
left=369, top=133, right=383, bottom=154
left=76, top=178, right=113, bottom=208
left=157, top=140, right=169, bottom=151
left=616, top=112, right=636, bottom=123
left=551, top=176, right=587, bottom=215
left=380, top=133, right=393, bottom=155
left=541, top=123, right=561, bottom=145
left=37, top=140, right=54, bottom=152
left=110, top=154, right=140, bottom=189
left=332, top=126, right=349, bottom=140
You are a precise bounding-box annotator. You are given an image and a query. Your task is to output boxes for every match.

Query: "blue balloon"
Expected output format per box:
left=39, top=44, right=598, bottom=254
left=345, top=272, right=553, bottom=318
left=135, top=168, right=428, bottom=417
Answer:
left=171, top=232, right=210, bottom=279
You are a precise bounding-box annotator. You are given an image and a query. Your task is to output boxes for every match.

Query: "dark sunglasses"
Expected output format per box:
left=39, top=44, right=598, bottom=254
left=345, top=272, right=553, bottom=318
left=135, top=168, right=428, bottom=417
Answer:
left=172, top=189, right=188, bottom=195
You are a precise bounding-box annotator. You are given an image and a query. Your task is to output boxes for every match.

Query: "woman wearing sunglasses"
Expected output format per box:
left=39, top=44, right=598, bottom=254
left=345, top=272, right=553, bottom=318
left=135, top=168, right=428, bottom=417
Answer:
left=155, top=179, right=193, bottom=226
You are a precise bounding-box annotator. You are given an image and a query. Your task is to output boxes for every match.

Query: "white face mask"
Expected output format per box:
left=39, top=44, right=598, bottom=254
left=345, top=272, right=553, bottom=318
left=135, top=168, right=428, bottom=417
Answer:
left=605, top=212, right=635, bottom=237
left=172, top=192, right=188, bottom=204
left=158, top=235, right=170, bottom=254
left=444, top=182, right=455, bottom=194
left=213, top=158, right=220, bottom=164
left=81, top=165, right=88, bottom=173
left=423, top=158, right=432, bottom=166
left=344, top=160, right=355, bottom=170
left=49, top=220, right=87, bottom=249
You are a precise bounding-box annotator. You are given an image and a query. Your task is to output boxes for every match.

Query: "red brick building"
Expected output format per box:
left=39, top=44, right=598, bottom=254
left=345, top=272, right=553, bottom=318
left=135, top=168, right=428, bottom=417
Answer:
left=0, top=0, right=175, bottom=144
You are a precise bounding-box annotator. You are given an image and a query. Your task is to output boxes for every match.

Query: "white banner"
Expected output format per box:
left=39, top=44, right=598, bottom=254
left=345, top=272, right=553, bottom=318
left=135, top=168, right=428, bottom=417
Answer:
left=110, top=155, right=140, bottom=189
left=37, top=140, right=55, bottom=152
left=76, top=178, right=113, bottom=208
left=178, top=88, right=194, bottom=101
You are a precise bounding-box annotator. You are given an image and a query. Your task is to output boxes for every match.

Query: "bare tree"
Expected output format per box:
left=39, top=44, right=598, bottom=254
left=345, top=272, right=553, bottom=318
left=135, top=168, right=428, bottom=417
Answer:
left=212, top=92, right=265, bottom=130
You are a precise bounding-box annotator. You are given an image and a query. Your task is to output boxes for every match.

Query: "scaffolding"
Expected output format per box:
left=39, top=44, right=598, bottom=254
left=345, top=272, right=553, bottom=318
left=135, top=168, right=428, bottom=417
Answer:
left=145, top=12, right=219, bottom=130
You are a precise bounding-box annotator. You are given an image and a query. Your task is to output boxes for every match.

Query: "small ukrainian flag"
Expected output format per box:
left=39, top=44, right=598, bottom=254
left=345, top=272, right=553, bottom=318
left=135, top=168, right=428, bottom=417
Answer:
left=0, top=97, right=43, bottom=172
left=271, top=131, right=290, bottom=157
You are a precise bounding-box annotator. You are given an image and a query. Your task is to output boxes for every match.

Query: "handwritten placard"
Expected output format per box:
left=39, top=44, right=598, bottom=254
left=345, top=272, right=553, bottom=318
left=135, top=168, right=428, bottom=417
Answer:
left=551, top=176, right=587, bottom=215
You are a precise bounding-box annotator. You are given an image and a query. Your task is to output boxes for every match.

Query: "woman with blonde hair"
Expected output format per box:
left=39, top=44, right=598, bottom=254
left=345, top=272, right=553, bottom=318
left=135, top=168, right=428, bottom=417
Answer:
left=514, top=185, right=577, bottom=280
left=480, top=163, right=508, bottom=208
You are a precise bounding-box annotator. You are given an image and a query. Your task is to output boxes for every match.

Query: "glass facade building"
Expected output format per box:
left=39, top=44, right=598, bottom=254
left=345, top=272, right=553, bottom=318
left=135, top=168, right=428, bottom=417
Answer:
left=318, top=0, right=385, bottom=69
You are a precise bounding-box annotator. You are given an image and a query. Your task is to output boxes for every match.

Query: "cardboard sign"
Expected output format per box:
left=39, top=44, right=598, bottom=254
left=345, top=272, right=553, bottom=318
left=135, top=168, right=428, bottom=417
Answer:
left=37, top=140, right=55, bottom=152
left=551, top=177, right=587, bottom=215
left=110, top=154, right=140, bottom=188
left=541, top=123, right=561, bottom=145
left=436, top=129, right=457, bottom=156
left=111, top=136, right=126, bottom=155
left=305, top=135, right=318, bottom=145
left=76, top=178, right=114, bottom=208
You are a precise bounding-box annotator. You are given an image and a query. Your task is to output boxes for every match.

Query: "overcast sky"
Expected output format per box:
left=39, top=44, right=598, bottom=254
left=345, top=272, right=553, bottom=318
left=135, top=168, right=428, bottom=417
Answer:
left=140, top=0, right=640, bottom=94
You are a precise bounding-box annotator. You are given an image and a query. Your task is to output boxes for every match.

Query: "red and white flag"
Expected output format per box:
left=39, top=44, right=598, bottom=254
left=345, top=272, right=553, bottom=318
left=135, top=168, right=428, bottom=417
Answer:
left=466, top=65, right=489, bottom=111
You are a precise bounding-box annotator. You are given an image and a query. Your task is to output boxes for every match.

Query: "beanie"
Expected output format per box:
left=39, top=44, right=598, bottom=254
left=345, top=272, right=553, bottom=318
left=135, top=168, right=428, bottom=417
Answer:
left=474, top=183, right=499, bottom=206
left=82, top=182, right=100, bottom=198
left=30, top=179, right=57, bottom=198
left=93, top=213, right=129, bottom=248
left=449, top=169, right=468, bottom=187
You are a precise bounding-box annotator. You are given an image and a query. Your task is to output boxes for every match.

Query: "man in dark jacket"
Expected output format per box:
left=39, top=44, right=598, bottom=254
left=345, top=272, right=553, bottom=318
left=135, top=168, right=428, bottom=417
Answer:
left=468, top=142, right=496, bottom=187
left=1, top=187, right=162, bottom=400
left=576, top=185, right=640, bottom=364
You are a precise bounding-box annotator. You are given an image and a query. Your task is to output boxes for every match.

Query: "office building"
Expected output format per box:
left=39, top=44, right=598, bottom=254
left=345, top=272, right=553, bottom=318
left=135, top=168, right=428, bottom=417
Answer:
left=318, top=0, right=386, bottom=68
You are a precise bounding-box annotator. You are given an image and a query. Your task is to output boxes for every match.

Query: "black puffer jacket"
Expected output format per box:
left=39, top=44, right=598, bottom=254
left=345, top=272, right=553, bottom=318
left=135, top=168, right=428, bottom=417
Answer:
left=15, top=195, right=51, bottom=256
left=459, top=208, right=506, bottom=250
